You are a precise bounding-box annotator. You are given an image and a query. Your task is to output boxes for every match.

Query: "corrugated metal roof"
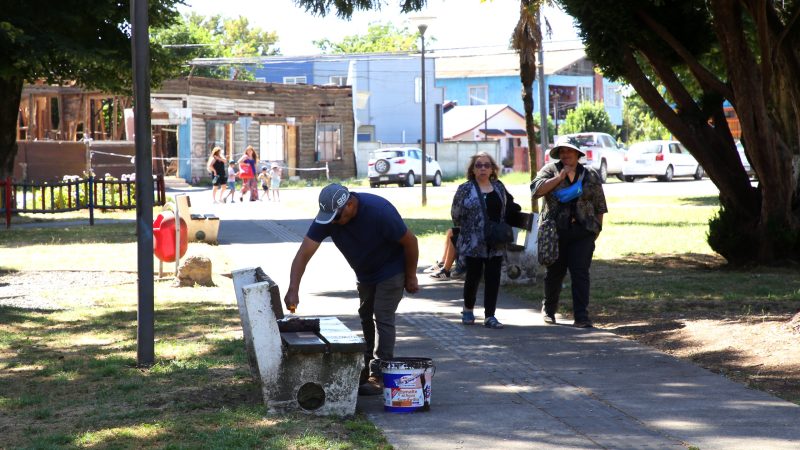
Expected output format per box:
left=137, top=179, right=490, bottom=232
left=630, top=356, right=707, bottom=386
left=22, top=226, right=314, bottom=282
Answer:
left=435, top=49, right=587, bottom=78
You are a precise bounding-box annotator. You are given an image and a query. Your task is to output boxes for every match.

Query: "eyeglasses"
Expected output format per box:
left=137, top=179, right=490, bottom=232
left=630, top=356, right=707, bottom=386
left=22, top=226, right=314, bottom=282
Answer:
left=474, top=162, right=492, bottom=169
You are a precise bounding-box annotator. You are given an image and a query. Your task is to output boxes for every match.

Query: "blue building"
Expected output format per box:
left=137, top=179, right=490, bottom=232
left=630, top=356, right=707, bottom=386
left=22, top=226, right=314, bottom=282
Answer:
left=434, top=49, right=623, bottom=136
left=247, top=53, right=443, bottom=145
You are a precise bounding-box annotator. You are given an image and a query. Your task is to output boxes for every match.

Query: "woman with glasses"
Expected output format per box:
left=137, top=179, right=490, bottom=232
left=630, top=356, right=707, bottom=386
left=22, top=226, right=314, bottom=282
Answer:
left=451, top=152, right=520, bottom=329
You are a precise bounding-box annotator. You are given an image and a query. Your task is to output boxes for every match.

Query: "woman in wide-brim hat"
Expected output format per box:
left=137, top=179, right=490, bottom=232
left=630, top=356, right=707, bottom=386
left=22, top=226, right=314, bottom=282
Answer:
left=530, top=140, right=608, bottom=328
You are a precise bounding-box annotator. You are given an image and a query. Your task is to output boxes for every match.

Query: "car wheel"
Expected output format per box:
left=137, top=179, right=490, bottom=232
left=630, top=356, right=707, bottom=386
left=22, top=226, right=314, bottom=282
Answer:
left=599, top=160, right=608, bottom=183
left=432, top=171, right=442, bottom=187
left=370, top=183, right=379, bottom=188
left=623, top=176, right=635, bottom=182
left=374, top=159, right=390, bottom=174
left=694, top=165, right=704, bottom=180
left=405, top=172, right=415, bottom=187
left=658, top=165, right=674, bottom=182
left=616, top=174, right=625, bottom=181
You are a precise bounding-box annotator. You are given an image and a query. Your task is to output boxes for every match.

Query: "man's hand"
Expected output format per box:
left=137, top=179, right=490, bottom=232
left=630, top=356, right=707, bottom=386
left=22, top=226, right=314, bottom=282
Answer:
left=283, top=288, right=299, bottom=313
left=405, top=274, right=419, bottom=294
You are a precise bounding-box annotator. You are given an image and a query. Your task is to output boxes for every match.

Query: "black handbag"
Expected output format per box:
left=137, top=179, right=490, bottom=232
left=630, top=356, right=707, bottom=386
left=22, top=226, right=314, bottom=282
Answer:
left=473, top=182, right=514, bottom=249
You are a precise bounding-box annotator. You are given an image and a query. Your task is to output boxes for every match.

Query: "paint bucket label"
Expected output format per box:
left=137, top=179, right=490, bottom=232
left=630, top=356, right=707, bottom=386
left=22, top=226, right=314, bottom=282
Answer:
left=379, top=358, right=434, bottom=413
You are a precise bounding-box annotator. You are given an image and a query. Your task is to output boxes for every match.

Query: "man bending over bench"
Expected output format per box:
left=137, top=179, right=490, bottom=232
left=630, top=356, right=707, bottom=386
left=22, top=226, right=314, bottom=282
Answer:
left=283, top=183, right=420, bottom=396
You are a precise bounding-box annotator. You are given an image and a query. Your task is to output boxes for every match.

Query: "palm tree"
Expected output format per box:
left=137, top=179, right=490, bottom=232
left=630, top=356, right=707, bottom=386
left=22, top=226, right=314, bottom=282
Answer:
left=512, top=0, right=549, bottom=212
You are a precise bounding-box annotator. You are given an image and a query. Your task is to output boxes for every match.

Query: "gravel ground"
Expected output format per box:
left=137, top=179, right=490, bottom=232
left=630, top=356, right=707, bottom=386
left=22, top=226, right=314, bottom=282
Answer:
left=0, top=270, right=137, bottom=310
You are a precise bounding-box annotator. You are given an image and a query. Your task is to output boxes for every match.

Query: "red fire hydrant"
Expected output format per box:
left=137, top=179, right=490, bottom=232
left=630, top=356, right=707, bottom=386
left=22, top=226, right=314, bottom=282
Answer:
left=153, top=211, right=188, bottom=262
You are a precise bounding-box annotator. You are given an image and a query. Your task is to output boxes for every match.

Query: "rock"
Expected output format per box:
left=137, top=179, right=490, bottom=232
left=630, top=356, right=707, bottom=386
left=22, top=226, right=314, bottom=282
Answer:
left=175, top=255, right=214, bottom=287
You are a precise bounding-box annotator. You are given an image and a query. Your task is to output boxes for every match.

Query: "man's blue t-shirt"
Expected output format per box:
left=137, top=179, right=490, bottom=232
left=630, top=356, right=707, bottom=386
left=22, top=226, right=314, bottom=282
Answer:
left=307, top=192, right=407, bottom=284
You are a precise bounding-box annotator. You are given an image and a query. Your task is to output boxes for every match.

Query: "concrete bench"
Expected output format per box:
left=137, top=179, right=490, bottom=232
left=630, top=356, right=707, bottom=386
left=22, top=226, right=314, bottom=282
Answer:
left=175, top=194, right=220, bottom=244
left=231, top=267, right=366, bottom=416
left=502, top=210, right=539, bottom=285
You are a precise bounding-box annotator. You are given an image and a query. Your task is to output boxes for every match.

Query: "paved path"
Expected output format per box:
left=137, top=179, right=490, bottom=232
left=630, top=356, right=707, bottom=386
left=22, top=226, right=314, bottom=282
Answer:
left=198, top=186, right=800, bottom=449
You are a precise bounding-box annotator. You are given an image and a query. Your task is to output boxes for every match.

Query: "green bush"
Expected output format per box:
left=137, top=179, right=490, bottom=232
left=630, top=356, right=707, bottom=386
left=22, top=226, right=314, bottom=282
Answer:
left=560, top=101, right=616, bottom=135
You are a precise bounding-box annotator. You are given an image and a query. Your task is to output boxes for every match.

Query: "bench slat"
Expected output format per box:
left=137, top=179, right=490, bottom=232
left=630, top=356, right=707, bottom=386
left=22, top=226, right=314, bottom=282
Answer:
left=281, top=331, right=327, bottom=354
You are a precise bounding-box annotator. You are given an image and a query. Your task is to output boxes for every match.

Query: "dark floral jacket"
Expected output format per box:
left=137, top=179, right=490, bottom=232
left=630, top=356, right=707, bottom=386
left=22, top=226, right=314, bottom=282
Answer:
left=530, top=162, right=608, bottom=237
left=451, top=179, right=516, bottom=258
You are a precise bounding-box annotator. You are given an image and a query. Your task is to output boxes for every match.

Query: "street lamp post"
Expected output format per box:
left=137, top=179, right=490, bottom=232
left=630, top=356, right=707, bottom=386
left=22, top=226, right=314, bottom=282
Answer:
left=418, top=23, right=428, bottom=207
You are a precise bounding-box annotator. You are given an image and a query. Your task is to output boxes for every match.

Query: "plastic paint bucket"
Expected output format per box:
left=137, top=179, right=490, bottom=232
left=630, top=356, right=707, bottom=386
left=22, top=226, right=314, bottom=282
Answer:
left=380, top=357, right=435, bottom=413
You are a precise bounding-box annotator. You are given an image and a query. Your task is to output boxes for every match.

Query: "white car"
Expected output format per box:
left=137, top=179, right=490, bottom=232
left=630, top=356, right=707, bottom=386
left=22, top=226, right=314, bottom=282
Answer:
left=736, top=140, right=755, bottom=177
left=545, top=132, right=626, bottom=183
left=368, top=147, right=443, bottom=188
left=622, top=140, right=704, bottom=182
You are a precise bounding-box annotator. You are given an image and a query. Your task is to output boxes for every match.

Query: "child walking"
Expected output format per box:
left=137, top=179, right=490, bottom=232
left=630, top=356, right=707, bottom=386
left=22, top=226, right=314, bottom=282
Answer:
left=224, top=161, right=237, bottom=203
left=257, top=166, right=271, bottom=201
left=269, top=162, right=282, bottom=202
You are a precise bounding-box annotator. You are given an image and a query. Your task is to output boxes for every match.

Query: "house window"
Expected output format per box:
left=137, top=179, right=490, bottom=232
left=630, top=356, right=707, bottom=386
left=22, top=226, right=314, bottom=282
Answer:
left=329, top=75, right=348, bottom=86
left=255, top=77, right=266, bottom=83
left=604, top=86, right=620, bottom=107
left=283, top=76, right=307, bottom=84
left=357, top=125, right=375, bottom=142
left=578, top=86, right=593, bottom=103
left=415, top=77, right=422, bottom=103
left=316, top=122, right=342, bottom=161
left=468, top=86, right=488, bottom=105
left=259, top=124, right=285, bottom=161
left=206, top=120, right=232, bottom=158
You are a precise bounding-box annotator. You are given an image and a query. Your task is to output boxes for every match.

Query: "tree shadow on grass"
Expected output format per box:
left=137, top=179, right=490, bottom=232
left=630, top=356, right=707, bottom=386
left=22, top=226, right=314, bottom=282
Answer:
left=678, top=195, right=720, bottom=206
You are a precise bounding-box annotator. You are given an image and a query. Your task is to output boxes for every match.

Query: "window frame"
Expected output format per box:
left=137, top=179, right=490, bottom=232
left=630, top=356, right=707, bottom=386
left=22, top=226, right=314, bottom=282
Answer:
left=468, top=85, right=488, bottom=105
left=283, top=75, right=308, bottom=85
left=315, top=122, right=343, bottom=162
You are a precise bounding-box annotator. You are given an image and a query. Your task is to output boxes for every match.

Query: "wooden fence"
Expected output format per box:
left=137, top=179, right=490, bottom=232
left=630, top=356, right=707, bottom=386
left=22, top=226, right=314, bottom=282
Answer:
left=2, top=174, right=166, bottom=228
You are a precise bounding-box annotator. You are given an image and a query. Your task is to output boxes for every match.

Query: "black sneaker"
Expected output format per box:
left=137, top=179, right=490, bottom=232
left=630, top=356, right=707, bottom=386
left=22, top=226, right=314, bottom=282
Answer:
left=429, top=268, right=450, bottom=280
left=358, top=376, right=383, bottom=396
left=542, top=306, right=556, bottom=324
left=573, top=320, right=594, bottom=328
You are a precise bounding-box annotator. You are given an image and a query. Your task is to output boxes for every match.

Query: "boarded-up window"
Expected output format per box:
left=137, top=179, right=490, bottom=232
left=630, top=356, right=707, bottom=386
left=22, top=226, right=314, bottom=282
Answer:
left=260, top=124, right=285, bottom=161
left=315, top=123, right=342, bottom=161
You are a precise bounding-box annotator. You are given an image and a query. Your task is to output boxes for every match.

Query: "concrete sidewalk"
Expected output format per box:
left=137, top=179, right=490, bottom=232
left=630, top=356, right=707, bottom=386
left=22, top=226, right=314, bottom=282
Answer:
left=204, top=188, right=800, bottom=450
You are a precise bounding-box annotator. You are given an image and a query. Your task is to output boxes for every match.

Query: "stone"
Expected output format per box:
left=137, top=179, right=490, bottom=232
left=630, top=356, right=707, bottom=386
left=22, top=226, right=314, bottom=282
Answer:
left=175, top=255, right=214, bottom=287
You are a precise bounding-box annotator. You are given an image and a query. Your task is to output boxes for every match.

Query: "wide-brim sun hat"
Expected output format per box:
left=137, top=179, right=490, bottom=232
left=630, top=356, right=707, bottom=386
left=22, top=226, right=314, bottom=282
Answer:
left=549, top=141, right=586, bottom=159
left=271, top=162, right=280, bottom=168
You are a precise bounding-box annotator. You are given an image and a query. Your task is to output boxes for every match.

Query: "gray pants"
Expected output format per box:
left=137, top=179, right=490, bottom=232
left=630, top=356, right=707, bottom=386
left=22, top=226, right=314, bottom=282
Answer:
left=357, top=272, right=405, bottom=377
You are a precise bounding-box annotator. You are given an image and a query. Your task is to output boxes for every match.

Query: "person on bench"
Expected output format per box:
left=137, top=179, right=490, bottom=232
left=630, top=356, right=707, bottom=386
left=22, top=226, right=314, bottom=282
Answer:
left=283, top=183, right=420, bottom=396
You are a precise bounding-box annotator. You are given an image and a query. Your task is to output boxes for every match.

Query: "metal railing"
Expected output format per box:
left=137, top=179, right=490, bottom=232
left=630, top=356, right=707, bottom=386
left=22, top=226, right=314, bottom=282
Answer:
left=2, top=174, right=165, bottom=228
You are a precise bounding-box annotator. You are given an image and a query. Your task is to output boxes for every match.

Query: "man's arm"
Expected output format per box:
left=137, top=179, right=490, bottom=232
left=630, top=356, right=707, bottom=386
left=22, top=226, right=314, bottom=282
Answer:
left=283, top=236, right=321, bottom=310
left=398, top=229, right=419, bottom=293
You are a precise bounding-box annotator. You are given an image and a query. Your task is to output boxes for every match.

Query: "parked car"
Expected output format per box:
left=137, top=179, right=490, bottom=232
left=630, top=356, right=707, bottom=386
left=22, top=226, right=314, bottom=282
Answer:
left=544, top=132, right=626, bottom=183
left=367, top=147, right=443, bottom=188
left=621, top=140, right=704, bottom=182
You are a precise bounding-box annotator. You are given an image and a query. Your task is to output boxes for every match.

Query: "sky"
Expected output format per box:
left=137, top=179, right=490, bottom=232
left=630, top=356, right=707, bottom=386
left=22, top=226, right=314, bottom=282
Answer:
left=177, top=0, right=582, bottom=56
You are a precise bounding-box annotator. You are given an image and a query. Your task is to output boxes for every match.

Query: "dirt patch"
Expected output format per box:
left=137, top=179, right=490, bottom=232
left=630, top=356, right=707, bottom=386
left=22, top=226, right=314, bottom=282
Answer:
left=593, top=254, right=800, bottom=405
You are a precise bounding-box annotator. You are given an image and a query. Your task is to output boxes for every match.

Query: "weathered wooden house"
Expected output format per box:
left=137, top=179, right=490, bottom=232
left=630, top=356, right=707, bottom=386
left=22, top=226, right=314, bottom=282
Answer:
left=152, top=77, right=355, bottom=181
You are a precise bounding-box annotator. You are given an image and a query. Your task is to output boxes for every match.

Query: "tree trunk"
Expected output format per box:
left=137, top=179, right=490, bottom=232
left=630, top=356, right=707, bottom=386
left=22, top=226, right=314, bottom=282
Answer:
left=710, top=0, right=800, bottom=263
left=0, top=76, right=24, bottom=180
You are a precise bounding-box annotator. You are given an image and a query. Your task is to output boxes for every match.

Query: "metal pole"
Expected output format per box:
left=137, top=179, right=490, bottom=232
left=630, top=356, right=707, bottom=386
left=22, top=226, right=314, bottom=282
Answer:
left=419, top=24, right=428, bottom=207
left=132, top=0, right=155, bottom=367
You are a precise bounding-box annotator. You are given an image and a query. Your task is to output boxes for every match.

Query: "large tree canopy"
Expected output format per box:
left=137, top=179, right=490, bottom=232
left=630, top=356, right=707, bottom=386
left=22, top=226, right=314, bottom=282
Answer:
left=313, top=22, right=420, bottom=53
left=151, top=13, right=280, bottom=79
left=558, top=0, right=800, bottom=264
left=0, top=0, right=184, bottom=178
